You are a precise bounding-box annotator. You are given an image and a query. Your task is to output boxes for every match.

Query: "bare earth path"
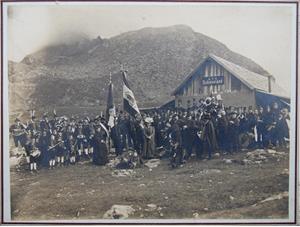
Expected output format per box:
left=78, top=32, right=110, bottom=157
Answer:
left=10, top=149, right=290, bottom=221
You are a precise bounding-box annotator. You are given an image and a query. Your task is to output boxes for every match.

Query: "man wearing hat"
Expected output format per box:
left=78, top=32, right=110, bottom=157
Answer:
left=169, top=115, right=183, bottom=167
left=181, top=114, right=197, bottom=161
left=217, top=110, right=229, bottom=153
left=82, top=117, right=93, bottom=156
left=40, top=113, right=51, bottom=132
left=10, top=118, right=27, bottom=149
left=204, top=97, right=213, bottom=113
left=117, top=112, right=130, bottom=151
left=143, top=117, right=155, bottom=159
left=227, top=111, right=240, bottom=153
left=201, top=112, right=217, bottom=159
left=132, top=115, right=145, bottom=159
left=49, top=109, right=59, bottom=130
left=153, top=113, right=165, bottom=148
left=276, top=109, right=289, bottom=148
left=27, top=110, right=39, bottom=140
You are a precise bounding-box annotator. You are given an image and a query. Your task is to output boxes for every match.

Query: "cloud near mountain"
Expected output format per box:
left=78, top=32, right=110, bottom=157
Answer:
left=9, top=25, right=268, bottom=116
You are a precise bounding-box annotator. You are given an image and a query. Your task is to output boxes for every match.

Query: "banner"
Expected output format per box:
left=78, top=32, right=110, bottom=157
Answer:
left=106, top=80, right=115, bottom=128
left=122, top=71, right=140, bottom=117
left=202, top=76, right=224, bottom=86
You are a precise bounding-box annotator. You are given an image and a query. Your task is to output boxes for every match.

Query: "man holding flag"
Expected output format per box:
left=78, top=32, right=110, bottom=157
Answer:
left=121, top=69, right=148, bottom=162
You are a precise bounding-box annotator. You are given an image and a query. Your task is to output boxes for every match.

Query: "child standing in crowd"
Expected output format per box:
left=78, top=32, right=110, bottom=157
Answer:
left=29, top=141, right=41, bottom=172
left=56, top=136, right=66, bottom=166
left=48, top=133, right=57, bottom=169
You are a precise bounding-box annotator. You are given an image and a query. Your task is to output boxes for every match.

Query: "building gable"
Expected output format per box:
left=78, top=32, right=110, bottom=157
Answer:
left=172, top=56, right=252, bottom=96
left=172, top=54, right=289, bottom=99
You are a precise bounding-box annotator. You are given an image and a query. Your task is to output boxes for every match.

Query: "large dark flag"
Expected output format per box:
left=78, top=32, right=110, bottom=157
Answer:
left=106, top=79, right=116, bottom=128
left=122, top=70, right=140, bottom=117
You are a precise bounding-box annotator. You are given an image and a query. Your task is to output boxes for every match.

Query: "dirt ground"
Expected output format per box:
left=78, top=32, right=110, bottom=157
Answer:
left=10, top=148, right=290, bottom=222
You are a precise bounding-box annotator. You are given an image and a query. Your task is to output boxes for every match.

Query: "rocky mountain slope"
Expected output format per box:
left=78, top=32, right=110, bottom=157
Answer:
left=9, top=25, right=268, bottom=115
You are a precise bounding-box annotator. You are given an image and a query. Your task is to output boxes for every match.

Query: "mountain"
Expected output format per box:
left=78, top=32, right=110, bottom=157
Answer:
left=9, top=25, right=269, bottom=116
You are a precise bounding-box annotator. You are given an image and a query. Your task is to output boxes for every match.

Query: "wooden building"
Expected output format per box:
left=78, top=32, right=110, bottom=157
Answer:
left=172, top=54, right=290, bottom=109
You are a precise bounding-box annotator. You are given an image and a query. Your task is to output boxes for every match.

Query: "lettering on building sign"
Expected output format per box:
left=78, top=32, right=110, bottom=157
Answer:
left=202, top=76, right=224, bottom=86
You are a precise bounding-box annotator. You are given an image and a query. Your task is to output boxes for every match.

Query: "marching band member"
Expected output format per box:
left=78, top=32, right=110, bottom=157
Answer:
left=29, top=140, right=41, bottom=172
left=10, top=118, right=27, bottom=150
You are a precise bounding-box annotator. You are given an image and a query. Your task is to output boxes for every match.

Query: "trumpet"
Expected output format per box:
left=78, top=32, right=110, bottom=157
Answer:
left=48, top=140, right=65, bottom=151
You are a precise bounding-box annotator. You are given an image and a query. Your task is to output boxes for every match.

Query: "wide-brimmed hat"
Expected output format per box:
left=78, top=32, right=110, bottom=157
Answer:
left=230, top=111, right=238, bottom=116
left=144, top=117, right=153, bottom=124
left=220, top=110, right=226, bottom=116
left=205, top=97, right=212, bottom=106
left=216, top=94, right=222, bottom=101
left=202, top=112, right=211, bottom=120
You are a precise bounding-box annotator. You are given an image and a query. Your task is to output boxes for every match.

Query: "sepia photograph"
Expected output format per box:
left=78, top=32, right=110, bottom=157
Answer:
left=1, top=1, right=298, bottom=224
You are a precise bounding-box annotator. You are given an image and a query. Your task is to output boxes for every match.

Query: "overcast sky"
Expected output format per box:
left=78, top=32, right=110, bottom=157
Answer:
left=6, top=2, right=296, bottom=91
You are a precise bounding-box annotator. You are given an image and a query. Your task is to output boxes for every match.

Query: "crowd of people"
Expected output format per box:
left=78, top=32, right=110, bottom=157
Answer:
left=10, top=96, right=290, bottom=172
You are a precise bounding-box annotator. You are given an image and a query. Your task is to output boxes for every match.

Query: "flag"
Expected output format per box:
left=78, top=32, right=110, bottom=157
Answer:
left=106, top=79, right=116, bottom=128
left=122, top=70, right=140, bottom=117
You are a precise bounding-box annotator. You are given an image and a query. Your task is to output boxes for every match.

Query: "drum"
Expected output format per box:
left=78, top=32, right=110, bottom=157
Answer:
left=31, top=149, right=41, bottom=158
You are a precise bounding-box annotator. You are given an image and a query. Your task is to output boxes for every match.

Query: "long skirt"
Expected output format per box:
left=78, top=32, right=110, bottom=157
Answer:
left=92, top=142, right=108, bottom=165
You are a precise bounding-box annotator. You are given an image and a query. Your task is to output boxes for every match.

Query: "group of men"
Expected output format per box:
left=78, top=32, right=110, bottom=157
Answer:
left=10, top=96, right=290, bottom=171
left=10, top=113, right=110, bottom=171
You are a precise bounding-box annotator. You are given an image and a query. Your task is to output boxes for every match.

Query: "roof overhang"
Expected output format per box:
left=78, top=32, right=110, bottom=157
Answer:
left=255, top=89, right=290, bottom=101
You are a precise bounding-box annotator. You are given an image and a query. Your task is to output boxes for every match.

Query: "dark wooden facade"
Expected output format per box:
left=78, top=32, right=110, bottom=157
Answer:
left=173, top=58, right=255, bottom=109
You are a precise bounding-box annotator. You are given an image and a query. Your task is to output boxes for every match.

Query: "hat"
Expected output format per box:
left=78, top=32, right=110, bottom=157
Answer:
left=205, top=97, right=212, bottom=106
left=144, top=117, right=153, bottom=124
left=216, top=94, right=222, bottom=101
left=220, top=110, right=226, bottom=116
left=202, top=112, right=211, bottom=120
left=230, top=111, right=238, bottom=116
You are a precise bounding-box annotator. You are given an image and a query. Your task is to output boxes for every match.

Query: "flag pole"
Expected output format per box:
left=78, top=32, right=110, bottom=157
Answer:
left=108, top=72, right=112, bottom=154
left=120, top=64, right=124, bottom=112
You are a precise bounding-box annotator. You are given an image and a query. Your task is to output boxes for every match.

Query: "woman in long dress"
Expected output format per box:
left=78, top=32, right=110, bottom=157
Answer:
left=91, top=125, right=109, bottom=165
left=143, top=118, right=155, bottom=159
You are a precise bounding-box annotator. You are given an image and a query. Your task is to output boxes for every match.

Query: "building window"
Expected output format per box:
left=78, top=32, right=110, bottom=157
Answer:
left=178, top=99, right=182, bottom=107
left=193, top=98, right=197, bottom=107
left=231, top=76, right=241, bottom=91
left=187, top=100, right=191, bottom=108
left=208, top=62, right=211, bottom=76
left=199, top=79, right=203, bottom=94
left=192, top=80, right=195, bottom=94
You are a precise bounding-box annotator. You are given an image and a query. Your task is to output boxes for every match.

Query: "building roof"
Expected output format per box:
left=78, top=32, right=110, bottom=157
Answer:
left=172, top=54, right=290, bottom=99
